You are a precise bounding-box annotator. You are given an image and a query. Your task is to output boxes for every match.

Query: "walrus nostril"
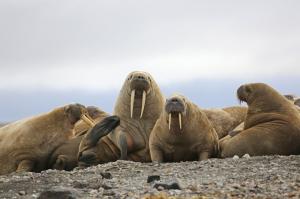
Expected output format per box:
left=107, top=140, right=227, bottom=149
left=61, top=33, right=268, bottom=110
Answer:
left=171, top=98, right=179, bottom=103
left=137, top=75, right=145, bottom=80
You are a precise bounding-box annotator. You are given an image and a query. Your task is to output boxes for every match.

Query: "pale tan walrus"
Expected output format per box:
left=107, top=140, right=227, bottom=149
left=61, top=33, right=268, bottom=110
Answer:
left=220, top=83, right=300, bottom=157
left=0, top=103, right=93, bottom=175
left=149, top=94, right=219, bottom=162
left=47, top=106, right=109, bottom=171
left=78, top=71, right=164, bottom=165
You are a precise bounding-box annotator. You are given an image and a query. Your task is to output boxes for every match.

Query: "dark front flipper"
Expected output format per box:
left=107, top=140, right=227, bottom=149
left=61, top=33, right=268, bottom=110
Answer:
left=119, top=132, right=128, bottom=160
left=78, top=116, right=120, bottom=159
left=16, top=160, right=35, bottom=172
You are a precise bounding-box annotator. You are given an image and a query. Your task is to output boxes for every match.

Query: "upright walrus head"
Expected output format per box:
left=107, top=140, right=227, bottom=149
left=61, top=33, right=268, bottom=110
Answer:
left=77, top=115, right=120, bottom=167
left=164, top=94, right=187, bottom=132
left=118, top=71, right=161, bottom=119
left=237, top=83, right=291, bottom=110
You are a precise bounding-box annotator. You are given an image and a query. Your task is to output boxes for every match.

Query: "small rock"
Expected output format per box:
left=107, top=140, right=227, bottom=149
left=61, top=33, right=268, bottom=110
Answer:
left=153, top=182, right=181, bottom=190
left=147, top=175, right=160, bottom=183
left=18, top=191, right=26, bottom=195
left=242, top=154, right=251, bottom=159
left=100, top=172, right=112, bottom=179
left=233, top=155, right=239, bottom=160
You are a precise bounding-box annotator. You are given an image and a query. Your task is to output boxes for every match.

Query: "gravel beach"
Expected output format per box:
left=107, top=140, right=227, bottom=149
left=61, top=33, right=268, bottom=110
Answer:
left=0, top=155, right=299, bottom=199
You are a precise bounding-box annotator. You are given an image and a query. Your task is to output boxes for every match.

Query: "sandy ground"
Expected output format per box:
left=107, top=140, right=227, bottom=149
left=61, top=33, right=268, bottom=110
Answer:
left=0, top=155, right=299, bottom=199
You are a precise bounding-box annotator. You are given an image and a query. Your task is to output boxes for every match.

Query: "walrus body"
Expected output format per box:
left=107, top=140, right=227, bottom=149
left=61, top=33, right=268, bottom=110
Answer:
left=220, top=83, right=300, bottom=158
left=149, top=94, right=219, bottom=162
left=203, top=106, right=247, bottom=139
left=48, top=106, right=109, bottom=171
left=0, top=104, right=89, bottom=175
left=78, top=71, right=164, bottom=165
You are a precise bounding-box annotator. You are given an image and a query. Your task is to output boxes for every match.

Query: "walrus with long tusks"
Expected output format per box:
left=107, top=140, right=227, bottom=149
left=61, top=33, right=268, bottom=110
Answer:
left=78, top=71, right=164, bottom=164
left=0, top=103, right=94, bottom=175
left=149, top=94, right=219, bottom=162
left=47, top=106, right=109, bottom=171
left=219, top=83, right=300, bottom=158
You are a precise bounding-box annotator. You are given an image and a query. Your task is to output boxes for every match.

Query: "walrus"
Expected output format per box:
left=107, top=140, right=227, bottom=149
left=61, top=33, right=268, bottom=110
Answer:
left=219, top=83, right=300, bottom=158
left=0, top=103, right=94, bottom=175
left=202, top=106, right=247, bottom=139
left=149, top=94, right=219, bottom=162
left=78, top=71, right=165, bottom=164
left=47, top=106, right=110, bottom=171
left=227, top=93, right=300, bottom=138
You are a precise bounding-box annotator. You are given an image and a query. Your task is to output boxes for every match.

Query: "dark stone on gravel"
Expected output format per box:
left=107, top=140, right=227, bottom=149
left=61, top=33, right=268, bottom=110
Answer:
left=153, top=182, right=181, bottom=190
left=38, top=189, right=77, bottom=199
left=147, top=175, right=161, bottom=183
left=100, top=172, right=112, bottom=179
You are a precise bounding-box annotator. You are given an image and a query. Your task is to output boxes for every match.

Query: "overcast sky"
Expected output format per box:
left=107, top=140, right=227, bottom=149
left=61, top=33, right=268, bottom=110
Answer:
left=0, top=0, right=299, bottom=91
left=0, top=1, right=299, bottom=121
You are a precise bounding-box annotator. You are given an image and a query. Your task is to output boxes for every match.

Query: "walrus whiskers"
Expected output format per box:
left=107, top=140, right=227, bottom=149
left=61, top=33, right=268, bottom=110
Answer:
left=81, top=114, right=95, bottom=127
left=168, top=113, right=172, bottom=130
left=130, top=89, right=135, bottom=118
left=179, top=113, right=182, bottom=130
left=140, top=90, right=146, bottom=118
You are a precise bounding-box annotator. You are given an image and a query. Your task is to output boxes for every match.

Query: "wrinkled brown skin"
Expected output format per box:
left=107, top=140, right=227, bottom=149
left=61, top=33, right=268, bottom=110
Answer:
left=48, top=106, right=109, bottom=171
left=78, top=71, right=164, bottom=165
left=149, top=94, right=219, bottom=162
left=203, top=106, right=247, bottom=139
left=0, top=104, right=86, bottom=175
left=227, top=94, right=300, bottom=138
left=220, top=83, right=300, bottom=158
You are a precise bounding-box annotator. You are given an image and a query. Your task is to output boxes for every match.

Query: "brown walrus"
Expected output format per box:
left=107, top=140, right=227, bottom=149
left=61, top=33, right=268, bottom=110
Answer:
left=0, top=103, right=94, bottom=175
left=219, top=83, right=300, bottom=158
left=149, top=94, right=219, bottom=162
left=203, top=106, right=247, bottom=139
left=47, top=106, right=109, bottom=171
left=78, top=71, right=164, bottom=165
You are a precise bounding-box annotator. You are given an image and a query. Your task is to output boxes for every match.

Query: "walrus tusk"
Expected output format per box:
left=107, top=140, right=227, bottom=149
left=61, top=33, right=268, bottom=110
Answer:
left=169, top=113, right=171, bottom=130
left=140, top=90, right=146, bottom=118
left=130, top=89, right=135, bottom=118
left=81, top=114, right=95, bottom=127
left=179, top=113, right=182, bottom=130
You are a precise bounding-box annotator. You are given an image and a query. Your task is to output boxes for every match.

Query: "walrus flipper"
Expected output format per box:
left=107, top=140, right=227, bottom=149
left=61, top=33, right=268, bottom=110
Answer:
left=78, top=116, right=120, bottom=160
left=198, top=151, right=210, bottom=161
left=118, top=132, right=128, bottom=160
left=16, top=160, right=34, bottom=172
left=149, top=143, right=164, bottom=163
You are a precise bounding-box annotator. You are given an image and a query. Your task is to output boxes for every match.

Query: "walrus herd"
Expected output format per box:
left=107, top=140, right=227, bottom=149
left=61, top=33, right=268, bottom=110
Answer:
left=0, top=71, right=299, bottom=175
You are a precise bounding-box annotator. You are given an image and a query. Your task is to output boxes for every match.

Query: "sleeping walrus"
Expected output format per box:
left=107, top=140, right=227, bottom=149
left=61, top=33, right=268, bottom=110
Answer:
left=220, top=83, right=300, bottom=157
left=149, top=94, right=219, bottom=162
left=78, top=71, right=164, bottom=164
left=0, top=103, right=93, bottom=175
left=48, top=106, right=109, bottom=171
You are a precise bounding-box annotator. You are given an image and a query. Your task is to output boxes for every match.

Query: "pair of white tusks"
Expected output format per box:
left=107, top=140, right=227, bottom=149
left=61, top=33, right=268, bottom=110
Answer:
left=81, top=114, right=95, bottom=127
left=130, top=89, right=146, bottom=119
left=168, top=113, right=182, bottom=130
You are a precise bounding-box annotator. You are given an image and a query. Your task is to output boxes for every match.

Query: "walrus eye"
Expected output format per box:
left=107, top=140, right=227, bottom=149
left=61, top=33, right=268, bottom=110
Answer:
left=148, top=77, right=152, bottom=82
left=245, top=86, right=252, bottom=94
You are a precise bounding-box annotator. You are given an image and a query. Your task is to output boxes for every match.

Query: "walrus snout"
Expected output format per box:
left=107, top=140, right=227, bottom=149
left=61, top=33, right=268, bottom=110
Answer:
left=295, top=98, right=300, bottom=107
left=78, top=151, right=97, bottom=165
left=165, top=98, right=185, bottom=114
left=237, top=85, right=252, bottom=103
